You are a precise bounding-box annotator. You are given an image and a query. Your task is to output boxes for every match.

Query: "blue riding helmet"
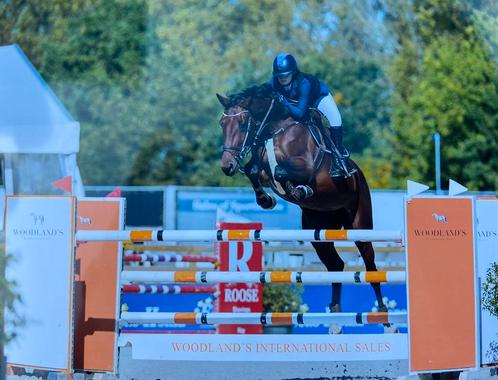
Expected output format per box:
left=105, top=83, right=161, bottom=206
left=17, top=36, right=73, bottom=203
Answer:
left=272, top=53, right=298, bottom=77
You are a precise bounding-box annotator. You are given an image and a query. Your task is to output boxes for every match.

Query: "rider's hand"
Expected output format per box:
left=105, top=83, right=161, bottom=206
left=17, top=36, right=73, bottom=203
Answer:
left=272, top=92, right=287, bottom=105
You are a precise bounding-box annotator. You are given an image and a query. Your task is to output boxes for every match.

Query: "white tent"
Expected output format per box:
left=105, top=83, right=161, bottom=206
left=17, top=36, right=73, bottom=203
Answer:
left=0, top=44, right=84, bottom=196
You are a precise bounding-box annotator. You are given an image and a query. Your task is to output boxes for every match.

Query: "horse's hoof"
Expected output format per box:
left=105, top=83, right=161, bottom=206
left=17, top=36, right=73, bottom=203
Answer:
left=327, top=304, right=343, bottom=333
left=383, top=325, right=399, bottom=334
left=257, top=194, right=276, bottom=209
left=328, top=304, right=341, bottom=313
left=328, top=323, right=343, bottom=335
left=377, top=305, right=392, bottom=327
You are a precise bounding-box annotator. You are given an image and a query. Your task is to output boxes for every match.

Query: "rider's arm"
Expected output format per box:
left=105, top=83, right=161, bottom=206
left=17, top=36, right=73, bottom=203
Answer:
left=280, top=79, right=311, bottom=120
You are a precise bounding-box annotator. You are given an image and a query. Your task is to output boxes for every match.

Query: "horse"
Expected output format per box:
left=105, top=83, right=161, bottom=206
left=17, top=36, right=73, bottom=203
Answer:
left=216, top=85, right=388, bottom=316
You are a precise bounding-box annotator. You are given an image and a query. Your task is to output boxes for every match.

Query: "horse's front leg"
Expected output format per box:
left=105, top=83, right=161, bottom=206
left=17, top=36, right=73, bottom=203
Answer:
left=244, top=161, right=276, bottom=210
left=274, top=165, right=314, bottom=201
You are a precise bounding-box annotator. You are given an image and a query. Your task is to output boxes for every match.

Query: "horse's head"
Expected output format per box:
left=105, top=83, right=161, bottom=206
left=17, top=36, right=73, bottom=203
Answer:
left=217, top=93, right=254, bottom=176
left=217, top=87, right=287, bottom=176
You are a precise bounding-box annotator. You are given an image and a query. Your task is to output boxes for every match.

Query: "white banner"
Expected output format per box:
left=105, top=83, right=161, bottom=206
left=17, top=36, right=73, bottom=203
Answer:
left=476, top=199, right=498, bottom=365
left=118, top=333, right=408, bottom=362
left=5, top=196, right=75, bottom=371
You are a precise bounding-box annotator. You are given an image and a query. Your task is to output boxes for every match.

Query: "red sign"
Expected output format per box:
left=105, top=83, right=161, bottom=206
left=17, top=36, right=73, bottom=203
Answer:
left=216, top=222, right=263, bottom=334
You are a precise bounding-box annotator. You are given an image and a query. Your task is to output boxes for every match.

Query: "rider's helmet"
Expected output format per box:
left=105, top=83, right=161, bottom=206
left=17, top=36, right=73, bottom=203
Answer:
left=272, top=53, right=298, bottom=77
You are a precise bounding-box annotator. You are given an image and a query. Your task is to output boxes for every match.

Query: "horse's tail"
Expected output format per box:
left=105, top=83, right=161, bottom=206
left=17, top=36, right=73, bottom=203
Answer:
left=351, top=161, right=374, bottom=229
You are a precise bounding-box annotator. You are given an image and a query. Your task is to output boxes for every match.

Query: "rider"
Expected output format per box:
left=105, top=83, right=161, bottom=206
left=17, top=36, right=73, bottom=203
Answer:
left=268, top=52, right=355, bottom=177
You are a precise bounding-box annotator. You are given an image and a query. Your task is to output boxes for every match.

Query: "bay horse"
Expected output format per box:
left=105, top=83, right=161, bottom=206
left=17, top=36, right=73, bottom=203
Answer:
left=216, top=85, right=388, bottom=317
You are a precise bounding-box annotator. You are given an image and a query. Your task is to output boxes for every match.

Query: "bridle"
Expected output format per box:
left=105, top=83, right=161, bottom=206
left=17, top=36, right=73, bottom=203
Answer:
left=220, top=100, right=275, bottom=169
left=221, top=109, right=256, bottom=167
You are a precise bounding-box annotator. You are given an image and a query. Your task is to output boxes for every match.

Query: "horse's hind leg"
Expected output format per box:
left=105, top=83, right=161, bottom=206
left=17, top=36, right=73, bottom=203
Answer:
left=350, top=187, right=387, bottom=311
left=302, top=209, right=344, bottom=311
left=355, top=241, right=386, bottom=310
left=311, top=241, right=344, bottom=310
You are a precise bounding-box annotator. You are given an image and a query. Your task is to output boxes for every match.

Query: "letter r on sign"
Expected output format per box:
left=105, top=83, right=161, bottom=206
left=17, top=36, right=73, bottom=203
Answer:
left=228, top=241, right=253, bottom=271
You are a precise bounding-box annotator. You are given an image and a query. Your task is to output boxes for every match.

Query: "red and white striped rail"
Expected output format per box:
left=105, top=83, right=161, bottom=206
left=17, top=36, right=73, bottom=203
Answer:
left=76, top=229, right=403, bottom=243
left=121, top=270, right=406, bottom=284
left=124, top=253, right=218, bottom=264
left=119, top=311, right=407, bottom=326
left=121, top=284, right=218, bottom=294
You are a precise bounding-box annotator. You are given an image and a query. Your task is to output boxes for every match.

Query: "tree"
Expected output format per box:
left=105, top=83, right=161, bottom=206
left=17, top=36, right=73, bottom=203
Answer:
left=386, top=0, right=498, bottom=190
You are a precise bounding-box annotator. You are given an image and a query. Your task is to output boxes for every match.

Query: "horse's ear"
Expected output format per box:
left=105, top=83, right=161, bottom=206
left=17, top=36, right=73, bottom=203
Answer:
left=216, top=93, right=230, bottom=107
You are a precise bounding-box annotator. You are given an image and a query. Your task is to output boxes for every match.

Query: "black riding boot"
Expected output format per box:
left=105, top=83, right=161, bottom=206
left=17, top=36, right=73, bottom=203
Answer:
left=329, top=126, right=355, bottom=178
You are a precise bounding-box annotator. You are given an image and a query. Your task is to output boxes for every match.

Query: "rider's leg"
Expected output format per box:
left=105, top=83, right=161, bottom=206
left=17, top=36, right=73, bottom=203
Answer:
left=330, top=126, right=344, bottom=156
left=316, top=94, right=355, bottom=177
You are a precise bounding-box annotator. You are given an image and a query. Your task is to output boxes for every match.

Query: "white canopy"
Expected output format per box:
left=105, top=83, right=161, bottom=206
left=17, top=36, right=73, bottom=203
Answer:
left=0, top=44, right=84, bottom=197
left=0, top=44, right=80, bottom=154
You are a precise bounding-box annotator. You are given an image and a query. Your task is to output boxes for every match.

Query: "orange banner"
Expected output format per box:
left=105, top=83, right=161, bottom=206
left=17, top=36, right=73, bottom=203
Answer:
left=406, top=197, right=476, bottom=373
left=73, top=199, right=123, bottom=372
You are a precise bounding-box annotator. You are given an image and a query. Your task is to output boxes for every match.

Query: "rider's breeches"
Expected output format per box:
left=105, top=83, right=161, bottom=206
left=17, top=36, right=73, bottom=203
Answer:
left=317, top=93, right=342, bottom=128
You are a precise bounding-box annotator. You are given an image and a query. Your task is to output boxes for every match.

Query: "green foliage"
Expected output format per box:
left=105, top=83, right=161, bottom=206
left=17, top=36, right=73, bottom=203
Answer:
left=387, top=0, right=498, bottom=190
left=42, top=0, right=147, bottom=88
left=0, top=244, right=25, bottom=345
left=263, top=283, right=303, bottom=312
left=0, top=0, right=497, bottom=191
left=483, top=263, right=498, bottom=317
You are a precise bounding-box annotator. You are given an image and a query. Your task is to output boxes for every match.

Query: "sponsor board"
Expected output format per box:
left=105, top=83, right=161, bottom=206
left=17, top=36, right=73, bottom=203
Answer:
left=118, top=333, right=408, bottom=361
left=5, top=196, right=75, bottom=371
left=476, top=198, right=498, bottom=365
left=406, top=197, right=477, bottom=373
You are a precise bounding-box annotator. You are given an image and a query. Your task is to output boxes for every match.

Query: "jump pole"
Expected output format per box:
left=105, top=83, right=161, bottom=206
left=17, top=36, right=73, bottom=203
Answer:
left=77, top=229, right=403, bottom=243
left=121, top=284, right=218, bottom=294
left=124, top=253, right=218, bottom=263
left=121, top=270, right=406, bottom=284
left=119, top=311, right=408, bottom=326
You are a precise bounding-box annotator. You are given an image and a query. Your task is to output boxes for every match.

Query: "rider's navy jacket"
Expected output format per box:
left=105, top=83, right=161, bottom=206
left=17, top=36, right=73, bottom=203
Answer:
left=269, top=71, right=329, bottom=121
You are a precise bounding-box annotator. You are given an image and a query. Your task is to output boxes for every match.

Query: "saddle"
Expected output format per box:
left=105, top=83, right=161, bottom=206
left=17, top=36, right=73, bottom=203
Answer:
left=306, top=109, right=356, bottom=177
left=306, top=109, right=334, bottom=154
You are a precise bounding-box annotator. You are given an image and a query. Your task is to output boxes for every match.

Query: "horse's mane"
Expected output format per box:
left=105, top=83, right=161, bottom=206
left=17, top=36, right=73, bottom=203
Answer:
left=227, top=84, right=272, bottom=106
